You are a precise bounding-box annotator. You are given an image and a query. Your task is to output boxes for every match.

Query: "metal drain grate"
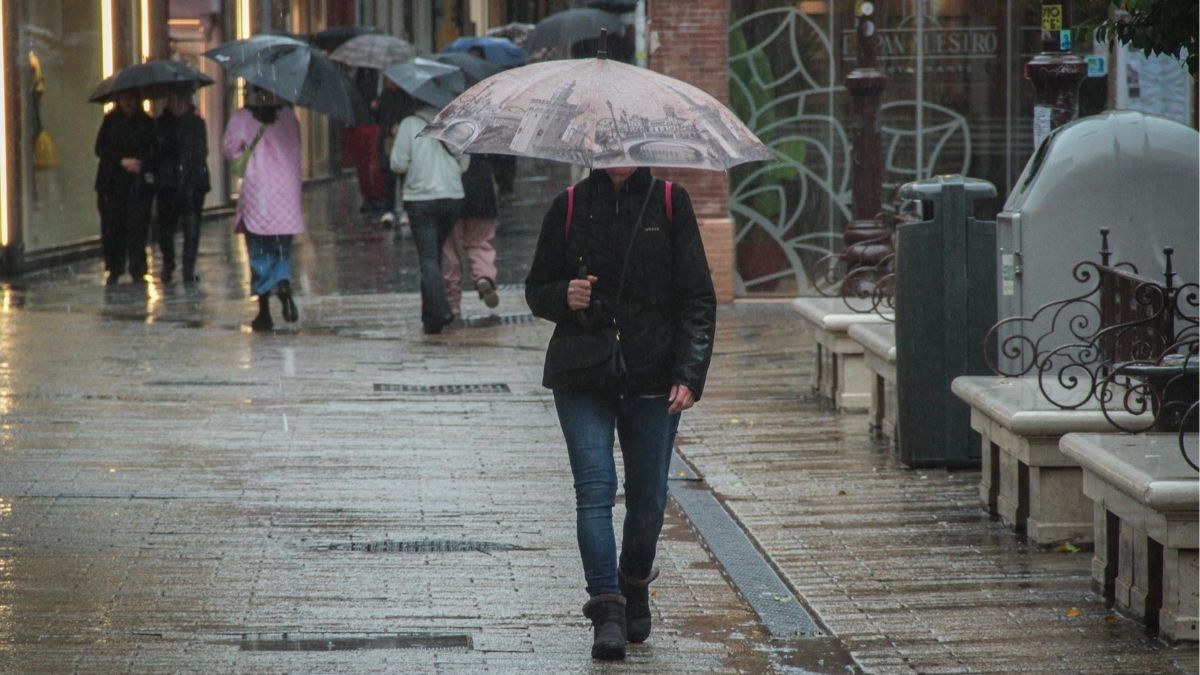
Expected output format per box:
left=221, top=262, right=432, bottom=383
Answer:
left=145, top=380, right=261, bottom=387
left=461, top=313, right=538, bottom=328
left=373, top=383, right=511, bottom=394
left=240, top=632, right=472, bottom=651
left=668, top=452, right=823, bottom=639
left=321, top=539, right=519, bottom=553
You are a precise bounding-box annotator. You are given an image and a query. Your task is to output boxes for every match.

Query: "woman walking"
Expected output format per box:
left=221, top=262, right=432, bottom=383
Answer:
left=222, top=89, right=303, bottom=331
left=525, top=166, right=717, bottom=660
left=94, top=89, right=157, bottom=285
left=442, top=153, right=501, bottom=317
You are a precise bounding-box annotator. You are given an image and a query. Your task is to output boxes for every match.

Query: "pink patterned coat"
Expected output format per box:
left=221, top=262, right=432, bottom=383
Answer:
left=222, top=106, right=304, bottom=236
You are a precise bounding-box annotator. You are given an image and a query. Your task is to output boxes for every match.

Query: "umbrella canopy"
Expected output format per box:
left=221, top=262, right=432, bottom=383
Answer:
left=485, top=22, right=535, bottom=47
left=329, top=33, right=418, bottom=70
left=431, top=52, right=503, bottom=87
left=205, top=35, right=369, bottom=125
left=524, top=9, right=625, bottom=55
left=382, top=57, right=465, bottom=109
left=88, top=60, right=213, bottom=103
left=442, top=36, right=527, bottom=67
left=418, top=55, right=773, bottom=171
left=310, top=25, right=380, bottom=51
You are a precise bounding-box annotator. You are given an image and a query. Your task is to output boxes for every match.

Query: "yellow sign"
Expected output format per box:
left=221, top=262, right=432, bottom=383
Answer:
left=1041, top=4, right=1063, bottom=31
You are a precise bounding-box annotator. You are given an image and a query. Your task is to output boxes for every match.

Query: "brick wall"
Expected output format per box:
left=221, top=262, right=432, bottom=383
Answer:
left=647, top=0, right=735, bottom=302
left=647, top=0, right=730, bottom=219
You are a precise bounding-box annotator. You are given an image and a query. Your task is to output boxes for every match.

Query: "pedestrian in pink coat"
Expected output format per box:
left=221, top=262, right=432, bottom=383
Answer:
left=222, top=93, right=304, bottom=331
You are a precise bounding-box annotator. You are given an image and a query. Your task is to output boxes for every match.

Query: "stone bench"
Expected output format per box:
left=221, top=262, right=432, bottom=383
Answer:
left=1059, top=433, right=1198, bottom=642
left=951, top=376, right=1142, bottom=545
left=792, top=297, right=893, bottom=412
left=848, top=323, right=896, bottom=445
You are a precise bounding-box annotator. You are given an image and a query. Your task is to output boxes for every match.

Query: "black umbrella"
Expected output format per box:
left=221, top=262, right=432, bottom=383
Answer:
left=310, top=25, right=381, bottom=51
left=88, top=60, right=214, bottom=103
left=431, top=52, right=503, bottom=87
left=205, top=35, right=369, bottom=125
left=524, top=8, right=625, bottom=55
left=382, top=57, right=465, bottom=109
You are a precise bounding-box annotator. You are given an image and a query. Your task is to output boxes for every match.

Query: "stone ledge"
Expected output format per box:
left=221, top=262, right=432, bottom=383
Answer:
left=792, top=297, right=894, bottom=332
left=951, top=376, right=1144, bottom=438
left=848, top=323, right=896, bottom=364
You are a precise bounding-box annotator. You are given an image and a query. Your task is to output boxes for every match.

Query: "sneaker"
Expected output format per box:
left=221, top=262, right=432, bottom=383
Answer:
left=105, top=273, right=120, bottom=287
left=476, top=278, right=499, bottom=309
left=379, top=211, right=396, bottom=228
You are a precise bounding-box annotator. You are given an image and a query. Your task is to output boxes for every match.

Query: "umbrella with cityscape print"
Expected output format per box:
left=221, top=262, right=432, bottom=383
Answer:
left=418, top=37, right=773, bottom=171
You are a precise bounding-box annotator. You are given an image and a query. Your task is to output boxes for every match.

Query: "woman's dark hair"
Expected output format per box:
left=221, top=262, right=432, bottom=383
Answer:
left=250, top=105, right=279, bottom=124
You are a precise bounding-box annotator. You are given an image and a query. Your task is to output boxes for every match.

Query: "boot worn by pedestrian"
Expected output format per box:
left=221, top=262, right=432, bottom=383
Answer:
left=276, top=280, right=299, bottom=323
left=582, top=594, right=627, bottom=660
left=619, top=567, right=659, bottom=643
left=475, top=277, right=499, bottom=309
left=251, top=293, right=273, bottom=332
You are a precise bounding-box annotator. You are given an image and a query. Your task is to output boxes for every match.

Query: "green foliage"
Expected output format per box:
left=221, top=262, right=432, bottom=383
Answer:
left=1079, top=0, right=1198, bottom=76
left=729, top=21, right=805, bottom=232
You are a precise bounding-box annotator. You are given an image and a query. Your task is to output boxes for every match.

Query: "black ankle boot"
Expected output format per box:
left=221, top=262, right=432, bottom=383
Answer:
left=582, top=594, right=626, bottom=660
left=276, top=280, right=298, bottom=323
left=619, top=567, right=658, bottom=643
left=251, top=293, right=273, bottom=332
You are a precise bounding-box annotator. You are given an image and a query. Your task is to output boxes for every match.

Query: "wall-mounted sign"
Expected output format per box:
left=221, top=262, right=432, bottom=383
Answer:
left=1041, top=4, right=1062, bottom=31
left=1085, top=54, right=1108, bottom=77
left=841, top=27, right=1000, bottom=60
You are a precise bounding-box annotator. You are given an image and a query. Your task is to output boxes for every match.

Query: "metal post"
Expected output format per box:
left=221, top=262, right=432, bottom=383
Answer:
left=1024, top=0, right=1087, bottom=148
left=841, top=0, right=891, bottom=296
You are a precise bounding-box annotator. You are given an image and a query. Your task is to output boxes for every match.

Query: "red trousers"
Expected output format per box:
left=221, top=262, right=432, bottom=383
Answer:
left=345, top=124, right=383, bottom=202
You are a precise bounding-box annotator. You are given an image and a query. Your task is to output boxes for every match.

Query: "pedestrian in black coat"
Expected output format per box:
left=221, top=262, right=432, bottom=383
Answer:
left=524, top=166, right=716, bottom=660
left=155, top=92, right=210, bottom=283
left=94, top=90, right=157, bottom=285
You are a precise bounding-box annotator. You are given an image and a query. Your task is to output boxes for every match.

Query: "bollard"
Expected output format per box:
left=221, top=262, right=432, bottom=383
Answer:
left=895, top=176, right=998, bottom=468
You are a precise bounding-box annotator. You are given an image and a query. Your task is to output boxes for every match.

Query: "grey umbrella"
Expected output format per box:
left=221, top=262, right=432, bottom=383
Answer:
left=88, top=60, right=213, bottom=103
left=205, top=35, right=369, bottom=125
left=382, top=57, right=465, bottom=109
left=329, top=34, right=418, bottom=70
left=431, top=52, right=503, bottom=87
left=524, top=8, right=625, bottom=55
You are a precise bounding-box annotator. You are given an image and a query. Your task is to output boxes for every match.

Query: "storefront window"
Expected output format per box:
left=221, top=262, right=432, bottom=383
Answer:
left=17, top=0, right=107, bottom=252
left=729, top=0, right=1046, bottom=295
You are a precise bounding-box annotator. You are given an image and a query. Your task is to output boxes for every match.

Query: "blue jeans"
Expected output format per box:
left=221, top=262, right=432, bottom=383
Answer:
left=244, top=233, right=293, bottom=297
left=554, top=391, right=681, bottom=597
left=404, top=198, right=462, bottom=328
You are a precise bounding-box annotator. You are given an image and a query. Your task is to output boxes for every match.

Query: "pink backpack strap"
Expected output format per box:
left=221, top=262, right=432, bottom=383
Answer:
left=564, top=186, right=575, bottom=238
left=664, top=180, right=673, bottom=224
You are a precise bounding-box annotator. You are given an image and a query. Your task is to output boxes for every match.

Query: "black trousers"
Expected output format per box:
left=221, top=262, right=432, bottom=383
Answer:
left=157, top=187, right=205, bottom=277
left=98, top=190, right=153, bottom=279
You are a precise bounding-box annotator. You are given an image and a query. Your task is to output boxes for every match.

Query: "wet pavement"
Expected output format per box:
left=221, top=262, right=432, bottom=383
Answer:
left=0, top=165, right=1195, bottom=673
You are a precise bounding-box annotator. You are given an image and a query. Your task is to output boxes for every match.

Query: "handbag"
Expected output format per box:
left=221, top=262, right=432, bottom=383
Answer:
left=230, top=123, right=268, bottom=179
left=33, top=129, right=59, bottom=170
left=542, top=179, right=661, bottom=393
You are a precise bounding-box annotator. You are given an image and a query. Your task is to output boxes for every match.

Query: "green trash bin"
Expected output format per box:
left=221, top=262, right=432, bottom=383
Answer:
left=895, top=175, right=998, bottom=468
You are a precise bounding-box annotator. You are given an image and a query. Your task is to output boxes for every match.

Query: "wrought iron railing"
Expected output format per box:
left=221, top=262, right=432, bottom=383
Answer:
left=983, top=228, right=1198, bottom=470
left=812, top=205, right=916, bottom=320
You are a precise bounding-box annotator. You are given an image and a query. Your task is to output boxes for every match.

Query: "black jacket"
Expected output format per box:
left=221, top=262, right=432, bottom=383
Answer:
left=94, top=108, right=157, bottom=195
left=155, top=109, right=210, bottom=194
left=461, top=154, right=497, bottom=219
left=525, top=168, right=717, bottom=399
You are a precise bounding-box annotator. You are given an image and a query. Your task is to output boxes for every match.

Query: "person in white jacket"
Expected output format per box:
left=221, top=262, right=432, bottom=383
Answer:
left=391, top=99, right=469, bottom=334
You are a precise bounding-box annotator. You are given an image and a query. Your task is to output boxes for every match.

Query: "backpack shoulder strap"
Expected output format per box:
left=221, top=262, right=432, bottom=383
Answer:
left=664, top=180, right=673, bottom=224
left=564, top=186, right=575, bottom=239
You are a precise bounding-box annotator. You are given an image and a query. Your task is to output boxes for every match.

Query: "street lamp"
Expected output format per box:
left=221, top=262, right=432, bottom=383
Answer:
left=1024, top=0, right=1087, bottom=148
